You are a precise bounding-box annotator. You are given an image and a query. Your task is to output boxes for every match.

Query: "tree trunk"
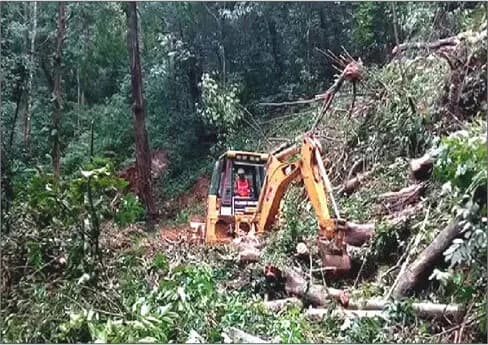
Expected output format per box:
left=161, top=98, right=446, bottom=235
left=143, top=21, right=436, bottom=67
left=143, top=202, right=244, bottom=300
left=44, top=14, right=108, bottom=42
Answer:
left=8, top=84, right=23, bottom=151
left=344, top=222, right=375, bottom=246
left=262, top=298, right=303, bottom=312
left=410, top=153, right=434, bottom=181
left=23, top=1, right=37, bottom=151
left=393, top=218, right=462, bottom=297
left=267, top=17, right=283, bottom=77
left=51, top=2, right=66, bottom=179
left=126, top=2, right=157, bottom=223
left=306, top=301, right=464, bottom=321
left=283, top=268, right=347, bottom=306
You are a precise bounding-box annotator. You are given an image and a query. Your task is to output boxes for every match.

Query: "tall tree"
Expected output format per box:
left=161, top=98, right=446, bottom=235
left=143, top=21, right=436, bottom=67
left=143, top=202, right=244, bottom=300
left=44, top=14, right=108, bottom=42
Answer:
left=51, top=2, right=66, bottom=178
left=23, top=1, right=37, bottom=151
left=126, top=2, right=156, bottom=222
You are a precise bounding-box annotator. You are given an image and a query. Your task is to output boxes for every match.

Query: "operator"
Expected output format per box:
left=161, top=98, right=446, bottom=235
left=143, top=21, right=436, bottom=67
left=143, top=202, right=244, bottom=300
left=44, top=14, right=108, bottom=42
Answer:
left=234, top=168, right=251, bottom=197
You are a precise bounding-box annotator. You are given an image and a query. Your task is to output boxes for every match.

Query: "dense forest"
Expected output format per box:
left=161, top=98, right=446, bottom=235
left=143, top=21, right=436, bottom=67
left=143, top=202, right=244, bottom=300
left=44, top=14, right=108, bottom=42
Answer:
left=1, top=1, right=487, bottom=343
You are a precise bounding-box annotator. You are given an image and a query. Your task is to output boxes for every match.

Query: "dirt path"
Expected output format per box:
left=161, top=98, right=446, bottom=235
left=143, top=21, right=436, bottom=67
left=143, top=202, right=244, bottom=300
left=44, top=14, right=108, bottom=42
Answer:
left=159, top=175, right=209, bottom=243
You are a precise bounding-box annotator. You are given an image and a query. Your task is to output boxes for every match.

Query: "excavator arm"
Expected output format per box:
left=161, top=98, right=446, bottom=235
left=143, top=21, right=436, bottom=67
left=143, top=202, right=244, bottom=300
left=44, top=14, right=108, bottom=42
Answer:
left=254, top=134, right=348, bottom=265
left=254, top=135, right=343, bottom=236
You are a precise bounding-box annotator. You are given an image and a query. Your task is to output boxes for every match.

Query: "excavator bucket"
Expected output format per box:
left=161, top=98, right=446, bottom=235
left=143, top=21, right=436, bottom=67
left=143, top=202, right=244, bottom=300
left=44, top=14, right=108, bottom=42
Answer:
left=317, top=219, right=351, bottom=273
left=317, top=238, right=352, bottom=273
left=320, top=252, right=352, bottom=273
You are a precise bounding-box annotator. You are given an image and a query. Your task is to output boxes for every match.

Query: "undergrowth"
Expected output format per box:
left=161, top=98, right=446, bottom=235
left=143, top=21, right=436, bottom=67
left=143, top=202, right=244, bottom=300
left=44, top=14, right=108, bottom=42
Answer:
left=2, top=9, right=487, bottom=343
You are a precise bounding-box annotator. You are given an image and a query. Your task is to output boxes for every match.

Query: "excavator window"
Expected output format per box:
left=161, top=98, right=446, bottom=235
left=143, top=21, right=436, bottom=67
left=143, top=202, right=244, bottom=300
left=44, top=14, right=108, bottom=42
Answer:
left=231, top=163, right=265, bottom=200
left=221, top=159, right=233, bottom=206
left=212, top=155, right=266, bottom=215
left=209, top=159, right=222, bottom=196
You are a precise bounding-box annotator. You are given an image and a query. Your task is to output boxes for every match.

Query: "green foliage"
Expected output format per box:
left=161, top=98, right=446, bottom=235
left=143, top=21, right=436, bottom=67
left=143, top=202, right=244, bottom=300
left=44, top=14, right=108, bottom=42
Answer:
left=357, top=58, right=447, bottom=160
left=48, top=261, right=316, bottom=343
left=451, top=3, right=487, bottom=33
left=3, top=158, right=134, bottom=287
left=352, top=2, right=391, bottom=51
left=373, top=221, right=402, bottom=262
left=263, top=186, right=318, bottom=265
left=341, top=316, right=387, bottom=343
left=198, top=73, right=243, bottom=128
left=396, top=2, right=439, bottom=41
left=434, top=121, right=487, bottom=194
left=115, top=193, right=145, bottom=226
left=443, top=200, right=487, bottom=269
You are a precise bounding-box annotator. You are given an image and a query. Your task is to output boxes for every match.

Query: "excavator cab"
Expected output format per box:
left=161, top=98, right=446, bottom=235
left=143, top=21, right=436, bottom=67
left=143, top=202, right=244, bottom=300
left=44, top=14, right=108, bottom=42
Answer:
left=204, top=150, right=268, bottom=242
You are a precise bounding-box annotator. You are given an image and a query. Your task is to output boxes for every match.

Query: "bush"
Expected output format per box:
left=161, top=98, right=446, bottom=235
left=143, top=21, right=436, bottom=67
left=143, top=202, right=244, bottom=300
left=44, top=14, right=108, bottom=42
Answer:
left=197, top=73, right=243, bottom=131
left=115, top=193, right=145, bottom=226
left=434, top=121, right=487, bottom=195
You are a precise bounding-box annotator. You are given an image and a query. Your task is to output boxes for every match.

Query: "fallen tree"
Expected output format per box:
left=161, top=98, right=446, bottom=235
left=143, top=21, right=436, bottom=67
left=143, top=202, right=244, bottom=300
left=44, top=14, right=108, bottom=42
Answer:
left=262, top=297, right=303, bottom=312
left=410, top=153, right=434, bottom=181
left=392, top=36, right=460, bottom=55
left=283, top=268, right=348, bottom=306
left=281, top=268, right=465, bottom=320
left=342, top=170, right=373, bottom=195
left=378, top=182, right=427, bottom=213
left=392, top=29, right=487, bottom=121
left=305, top=308, right=384, bottom=321
left=306, top=300, right=464, bottom=321
left=392, top=217, right=462, bottom=297
left=345, top=222, right=375, bottom=246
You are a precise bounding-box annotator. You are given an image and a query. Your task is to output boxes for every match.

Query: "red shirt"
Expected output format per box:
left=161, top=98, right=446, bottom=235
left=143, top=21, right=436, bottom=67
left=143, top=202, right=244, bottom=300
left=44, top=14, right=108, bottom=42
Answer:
left=235, top=178, right=250, bottom=197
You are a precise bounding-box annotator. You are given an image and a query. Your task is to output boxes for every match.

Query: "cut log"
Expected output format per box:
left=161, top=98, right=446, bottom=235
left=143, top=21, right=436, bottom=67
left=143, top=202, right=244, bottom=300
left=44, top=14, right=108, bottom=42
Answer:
left=345, top=222, right=375, bottom=246
left=392, top=36, right=460, bottom=55
left=378, top=183, right=427, bottom=213
left=283, top=268, right=347, bottom=306
left=306, top=300, right=464, bottom=321
left=296, top=242, right=309, bottom=257
left=342, top=171, right=372, bottom=195
left=410, top=153, right=434, bottom=181
left=263, top=298, right=303, bottom=312
left=347, top=298, right=465, bottom=320
left=378, top=183, right=426, bottom=200
left=411, top=302, right=465, bottom=320
left=281, top=268, right=465, bottom=320
left=393, top=218, right=461, bottom=298
left=305, top=308, right=385, bottom=321
left=385, top=203, right=424, bottom=226
left=224, top=327, right=270, bottom=344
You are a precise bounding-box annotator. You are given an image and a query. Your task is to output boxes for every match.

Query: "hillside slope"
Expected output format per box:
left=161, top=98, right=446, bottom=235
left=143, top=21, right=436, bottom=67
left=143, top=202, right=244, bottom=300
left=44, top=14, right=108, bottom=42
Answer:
left=2, top=7, right=486, bottom=344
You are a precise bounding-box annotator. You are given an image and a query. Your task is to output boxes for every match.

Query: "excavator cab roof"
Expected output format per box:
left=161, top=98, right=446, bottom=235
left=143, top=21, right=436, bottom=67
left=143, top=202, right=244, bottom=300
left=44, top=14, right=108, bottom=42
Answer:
left=219, top=150, right=269, bottom=163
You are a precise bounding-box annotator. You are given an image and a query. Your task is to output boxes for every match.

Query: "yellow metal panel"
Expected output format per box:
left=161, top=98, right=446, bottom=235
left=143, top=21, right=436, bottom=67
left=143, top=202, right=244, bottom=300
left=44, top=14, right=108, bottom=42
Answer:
left=205, top=195, right=218, bottom=243
left=225, top=150, right=268, bottom=162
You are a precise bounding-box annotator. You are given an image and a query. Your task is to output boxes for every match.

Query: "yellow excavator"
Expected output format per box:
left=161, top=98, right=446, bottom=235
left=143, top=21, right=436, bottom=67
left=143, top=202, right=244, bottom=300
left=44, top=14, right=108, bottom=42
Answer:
left=191, top=132, right=350, bottom=271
